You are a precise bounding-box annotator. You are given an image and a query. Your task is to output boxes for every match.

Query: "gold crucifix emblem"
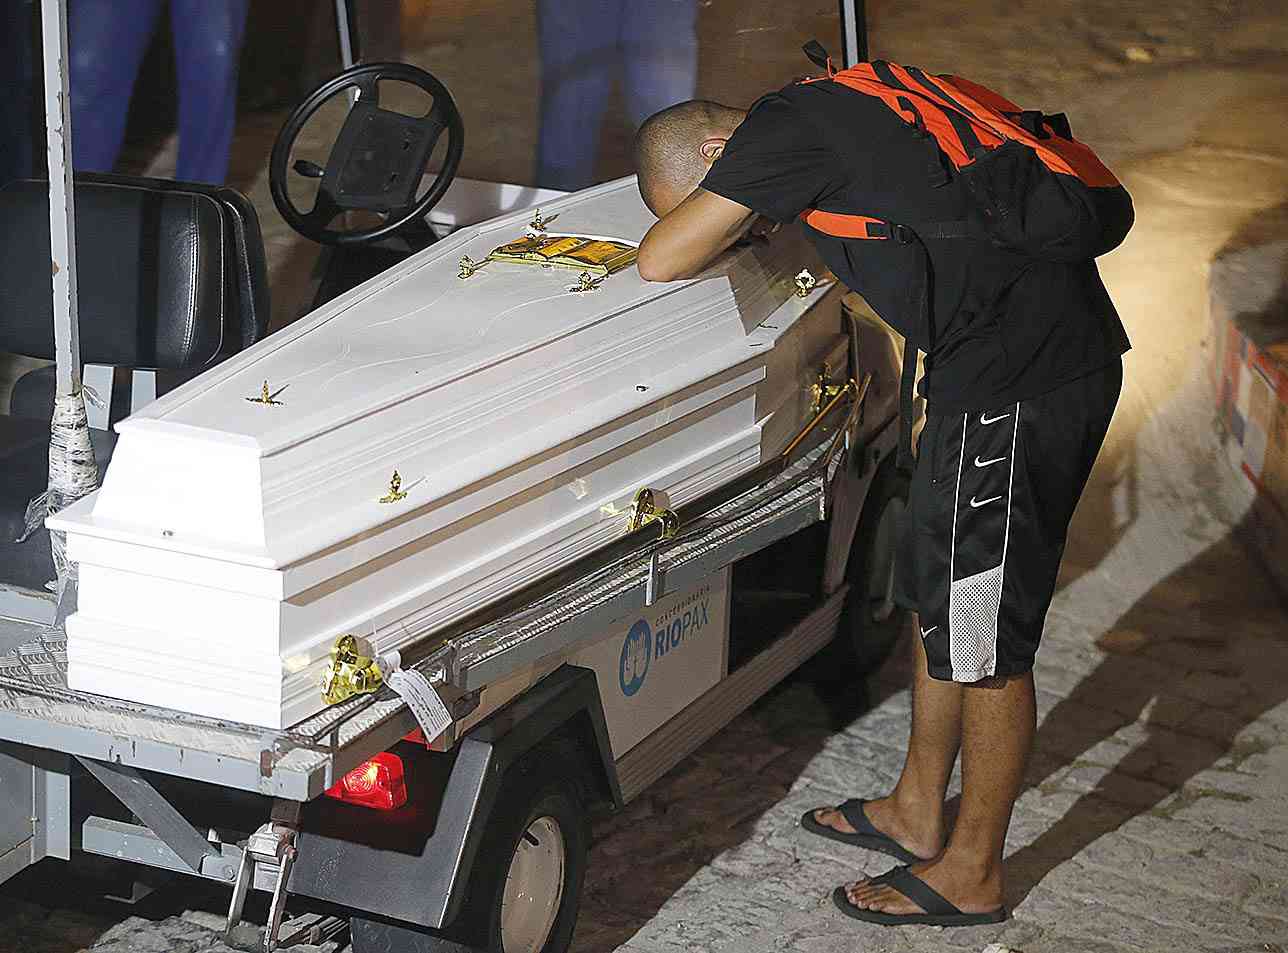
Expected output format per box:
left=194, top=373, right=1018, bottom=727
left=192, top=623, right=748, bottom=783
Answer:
left=244, top=380, right=287, bottom=406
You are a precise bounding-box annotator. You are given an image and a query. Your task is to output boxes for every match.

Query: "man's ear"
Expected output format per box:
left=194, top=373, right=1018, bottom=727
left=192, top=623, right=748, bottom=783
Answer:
left=699, top=137, right=728, bottom=164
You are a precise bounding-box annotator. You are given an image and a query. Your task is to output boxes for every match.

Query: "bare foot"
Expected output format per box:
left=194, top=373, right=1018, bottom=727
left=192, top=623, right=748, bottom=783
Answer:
left=842, top=853, right=1004, bottom=916
left=811, top=794, right=946, bottom=861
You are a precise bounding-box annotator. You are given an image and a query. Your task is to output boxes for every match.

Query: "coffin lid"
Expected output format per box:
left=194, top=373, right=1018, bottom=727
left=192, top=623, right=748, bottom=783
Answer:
left=49, top=177, right=828, bottom=568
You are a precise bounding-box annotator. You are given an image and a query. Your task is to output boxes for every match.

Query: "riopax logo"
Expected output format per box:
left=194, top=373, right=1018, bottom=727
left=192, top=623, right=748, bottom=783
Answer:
left=619, top=620, right=652, bottom=696
left=617, top=585, right=712, bottom=697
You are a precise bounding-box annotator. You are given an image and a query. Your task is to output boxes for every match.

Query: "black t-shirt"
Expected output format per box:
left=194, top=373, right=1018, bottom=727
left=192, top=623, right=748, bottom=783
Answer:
left=700, top=80, right=1130, bottom=415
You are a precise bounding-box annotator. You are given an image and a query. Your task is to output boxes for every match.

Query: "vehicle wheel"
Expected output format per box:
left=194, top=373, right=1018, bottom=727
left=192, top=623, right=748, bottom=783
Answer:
left=834, top=460, right=911, bottom=674
left=453, top=752, right=589, bottom=953
left=349, top=743, right=594, bottom=953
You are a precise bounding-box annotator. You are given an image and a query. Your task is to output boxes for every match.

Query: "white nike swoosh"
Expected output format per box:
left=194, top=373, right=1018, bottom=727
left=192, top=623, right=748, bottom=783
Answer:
left=969, top=494, right=1003, bottom=508
left=974, top=454, right=1006, bottom=467
left=920, top=625, right=938, bottom=637
left=979, top=411, right=1012, bottom=425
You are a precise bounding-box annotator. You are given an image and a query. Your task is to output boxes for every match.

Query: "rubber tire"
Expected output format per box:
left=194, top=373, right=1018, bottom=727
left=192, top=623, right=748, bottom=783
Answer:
left=448, top=752, right=590, bottom=953
left=833, top=459, right=912, bottom=675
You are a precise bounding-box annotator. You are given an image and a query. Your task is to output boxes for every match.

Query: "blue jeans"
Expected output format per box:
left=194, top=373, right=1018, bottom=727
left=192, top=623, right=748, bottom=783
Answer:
left=536, top=0, right=698, bottom=192
left=0, top=0, right=36, bottom=184
left=69, top=0, right=249, bottom=184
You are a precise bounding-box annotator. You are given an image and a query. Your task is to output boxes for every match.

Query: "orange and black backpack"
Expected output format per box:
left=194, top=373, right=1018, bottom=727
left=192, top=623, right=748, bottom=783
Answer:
left=798, top=40, right=1133, bottom=263
left=795, top=42, right=1133, bottom=468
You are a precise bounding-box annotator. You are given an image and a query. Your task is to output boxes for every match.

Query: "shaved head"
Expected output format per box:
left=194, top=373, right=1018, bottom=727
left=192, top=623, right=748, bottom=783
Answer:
left=635, top=100, right=746, bottom=216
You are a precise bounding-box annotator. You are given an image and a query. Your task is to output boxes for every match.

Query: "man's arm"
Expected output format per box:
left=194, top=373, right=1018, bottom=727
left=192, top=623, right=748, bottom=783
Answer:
left=637, top=188, right=757, bottom=282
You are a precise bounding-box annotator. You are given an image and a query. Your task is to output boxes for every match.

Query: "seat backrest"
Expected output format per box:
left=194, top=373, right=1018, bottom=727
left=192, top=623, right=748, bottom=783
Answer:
left=79, top=172, right=271, bottom=349
left=0, top=178, right=230, bottom=369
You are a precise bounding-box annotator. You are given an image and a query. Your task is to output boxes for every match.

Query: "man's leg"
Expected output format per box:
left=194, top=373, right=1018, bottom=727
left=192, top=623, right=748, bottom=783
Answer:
left=844, top=670, right=1033, bottom=915
left=812, top=618, right=959, bottom=860
left=170, top=0, right=250, bottom=185
left=620, top=0, right=698, bottom=130
left=69, top=0, right=165, bottom=173
left=534, top=0, right=618, bottom=191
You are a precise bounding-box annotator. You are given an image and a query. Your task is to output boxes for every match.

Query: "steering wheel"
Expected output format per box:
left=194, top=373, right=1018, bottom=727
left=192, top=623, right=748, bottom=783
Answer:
left=269, top=62, right=464, bottom=247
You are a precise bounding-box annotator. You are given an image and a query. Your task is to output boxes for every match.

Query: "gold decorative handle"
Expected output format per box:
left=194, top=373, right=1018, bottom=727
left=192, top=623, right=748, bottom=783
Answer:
left=458, top=255, right=483, bottom=279
left=794, top=268, right=817, bottom=298
left=321, top=634, right=386, bottom=705
left=627, top=487, right=679, bottom=539
left=809, top=362, right=844, bottom=416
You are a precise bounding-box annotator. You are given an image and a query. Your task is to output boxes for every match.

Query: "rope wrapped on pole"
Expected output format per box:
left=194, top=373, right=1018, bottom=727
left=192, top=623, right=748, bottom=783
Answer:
left=36, top=0, right=99, bottom=601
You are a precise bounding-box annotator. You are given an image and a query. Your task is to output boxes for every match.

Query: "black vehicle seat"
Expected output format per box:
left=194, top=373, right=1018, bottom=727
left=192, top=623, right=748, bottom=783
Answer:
left=5, top=173, right=272, bottom=422
left=0, top=175, right=270, bottom=607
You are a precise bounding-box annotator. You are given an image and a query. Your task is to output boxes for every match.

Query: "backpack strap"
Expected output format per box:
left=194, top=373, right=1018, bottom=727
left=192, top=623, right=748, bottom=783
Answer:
left=871, top=61, right=989, bottom=161
left=802, top=39, right=837, bottom=77
left=798, top=211, right=965, bottom=473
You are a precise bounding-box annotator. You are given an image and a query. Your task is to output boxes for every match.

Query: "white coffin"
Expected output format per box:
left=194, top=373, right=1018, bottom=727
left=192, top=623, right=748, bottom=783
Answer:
left=50, top=177, right=847, bottom=728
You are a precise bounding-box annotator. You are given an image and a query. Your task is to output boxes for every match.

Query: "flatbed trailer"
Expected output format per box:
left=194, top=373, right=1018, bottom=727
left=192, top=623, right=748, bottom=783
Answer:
left=0, top=397, right=905, bottom=952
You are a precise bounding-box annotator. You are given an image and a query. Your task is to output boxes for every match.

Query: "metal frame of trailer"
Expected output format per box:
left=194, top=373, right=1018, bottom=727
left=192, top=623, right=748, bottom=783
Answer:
left=0, top=399, right=900, bottom=941
left=0, top=422, right=881, bottom=802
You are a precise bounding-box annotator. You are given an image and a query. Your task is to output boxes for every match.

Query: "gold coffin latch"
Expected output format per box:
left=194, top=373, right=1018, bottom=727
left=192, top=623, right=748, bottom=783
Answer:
left=321, top=634, right=385, bottom=705
left=627, top=487, right=679, bottom=539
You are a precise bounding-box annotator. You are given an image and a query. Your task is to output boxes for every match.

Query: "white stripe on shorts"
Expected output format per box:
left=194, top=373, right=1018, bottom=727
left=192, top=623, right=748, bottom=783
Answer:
left=948, top=402, right=1020, bottom=681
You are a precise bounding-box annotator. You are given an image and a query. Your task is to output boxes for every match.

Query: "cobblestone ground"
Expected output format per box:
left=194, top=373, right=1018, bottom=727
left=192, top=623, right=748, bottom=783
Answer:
left=2, top=2, right=1288, bottom=952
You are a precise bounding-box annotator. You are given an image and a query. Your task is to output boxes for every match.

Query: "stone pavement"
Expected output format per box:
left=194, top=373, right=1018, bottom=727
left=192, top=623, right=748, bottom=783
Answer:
left=571, top=526, right=1288, bottom=953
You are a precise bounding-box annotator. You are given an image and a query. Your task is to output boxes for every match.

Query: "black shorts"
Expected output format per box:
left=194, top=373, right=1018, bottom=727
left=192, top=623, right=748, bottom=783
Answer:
left=894, top=360, right=1122, bottom=683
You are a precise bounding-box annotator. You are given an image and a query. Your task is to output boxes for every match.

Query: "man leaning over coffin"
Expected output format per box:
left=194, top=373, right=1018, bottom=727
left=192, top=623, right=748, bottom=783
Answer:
left=633, top=50, right=1132, bottom=929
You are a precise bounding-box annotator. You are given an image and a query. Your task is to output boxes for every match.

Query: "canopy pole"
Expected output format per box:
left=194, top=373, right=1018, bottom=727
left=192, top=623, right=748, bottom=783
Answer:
left=838, top=0, right=868, bottom=66
left=32, top=0, right=98, bottom=607
left=335, top=0, right=357, bottom=69
left=40, top=0, right=82, bottom=396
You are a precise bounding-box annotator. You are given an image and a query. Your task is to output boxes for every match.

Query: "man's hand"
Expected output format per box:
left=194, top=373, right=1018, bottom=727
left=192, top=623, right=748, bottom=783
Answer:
left=637, top=188, right=759, bottom=282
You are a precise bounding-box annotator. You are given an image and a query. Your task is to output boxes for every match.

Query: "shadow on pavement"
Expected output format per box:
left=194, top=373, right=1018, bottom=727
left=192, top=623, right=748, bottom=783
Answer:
left=1006, top=516, right=1288, bottom=906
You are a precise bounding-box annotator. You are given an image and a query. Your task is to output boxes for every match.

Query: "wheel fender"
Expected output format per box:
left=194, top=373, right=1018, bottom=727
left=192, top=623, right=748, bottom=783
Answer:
left=289, top=664, right=619, bottom=930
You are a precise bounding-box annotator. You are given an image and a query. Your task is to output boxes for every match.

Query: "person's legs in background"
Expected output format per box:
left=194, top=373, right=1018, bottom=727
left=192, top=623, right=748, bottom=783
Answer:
left=535, top=0, right=621, bottom=192
left=620, top=0, right=698, bottom=131
left=69, top=0, right=165, bottom=173
left=0, top=0, right=37, bottom=185
left=169, top=0, right=250, bottom=184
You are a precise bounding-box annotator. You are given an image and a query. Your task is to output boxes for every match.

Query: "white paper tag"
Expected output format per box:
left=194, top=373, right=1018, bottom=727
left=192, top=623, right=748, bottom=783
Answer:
left=386, top=667, right=453, bottom=742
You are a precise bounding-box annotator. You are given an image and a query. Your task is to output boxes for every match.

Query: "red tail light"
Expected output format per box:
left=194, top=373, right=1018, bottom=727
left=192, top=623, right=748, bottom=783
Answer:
left=324, top=752, right=408, bottom=811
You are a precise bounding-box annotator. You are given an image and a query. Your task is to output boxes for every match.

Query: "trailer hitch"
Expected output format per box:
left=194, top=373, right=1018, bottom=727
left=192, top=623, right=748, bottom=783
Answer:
left=225, top=800, right=301, bottom=952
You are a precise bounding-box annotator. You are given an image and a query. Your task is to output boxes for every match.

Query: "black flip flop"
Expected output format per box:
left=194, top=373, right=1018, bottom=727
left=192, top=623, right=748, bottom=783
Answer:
left=832, top=865, right=1008, bottom=927
left=799, top=798, right=923, bottom=864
